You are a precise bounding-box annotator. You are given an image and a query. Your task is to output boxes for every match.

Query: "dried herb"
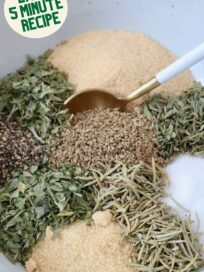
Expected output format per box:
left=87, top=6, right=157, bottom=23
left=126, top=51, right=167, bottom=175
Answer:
left=83, top=162, right=204, bottom=271
left=142, top=84, right=204, bottom=159
left=0, top=161, right=95, bottom=263
left=0, top=53, right=74, bottom=144
left=0, top=114, right=45, bottom=185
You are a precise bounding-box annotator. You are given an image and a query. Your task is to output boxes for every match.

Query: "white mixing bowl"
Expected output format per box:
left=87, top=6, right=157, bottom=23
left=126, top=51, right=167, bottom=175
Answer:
left=0, top=1, right=204, bottom=271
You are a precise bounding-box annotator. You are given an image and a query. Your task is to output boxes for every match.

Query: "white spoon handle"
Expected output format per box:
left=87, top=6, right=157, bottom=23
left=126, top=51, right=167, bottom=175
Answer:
left=156, top=42, right=204, bottom=83
left=126, top=42, right=204, bottom=102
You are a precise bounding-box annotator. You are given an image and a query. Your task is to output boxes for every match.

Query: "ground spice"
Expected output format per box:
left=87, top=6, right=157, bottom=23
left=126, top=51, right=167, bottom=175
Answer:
left=50, top=108, right=165, bottom=170
left=49, top=30, right=193, bottom=108
left=0, top=114, right=44, bottom=185
left=26, top=220, right=134, bottom=272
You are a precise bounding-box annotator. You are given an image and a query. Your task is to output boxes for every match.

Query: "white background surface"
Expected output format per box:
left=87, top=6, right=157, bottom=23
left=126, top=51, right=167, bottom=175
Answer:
left=0, top=1, right=204, bottom=271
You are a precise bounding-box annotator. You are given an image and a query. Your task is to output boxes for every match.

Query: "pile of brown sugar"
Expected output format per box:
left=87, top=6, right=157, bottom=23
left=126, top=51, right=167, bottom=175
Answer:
left=50, top=108, right=165, bottom=170
left=26, top=218, right=134, bottom=272
left=0, top=114, right=45, bottom=184
left=49, top=30, right=193, bottom=107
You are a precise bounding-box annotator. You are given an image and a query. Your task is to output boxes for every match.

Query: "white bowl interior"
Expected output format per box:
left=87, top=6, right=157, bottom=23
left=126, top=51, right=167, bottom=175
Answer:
left=0, top=0, right=204, bottom=271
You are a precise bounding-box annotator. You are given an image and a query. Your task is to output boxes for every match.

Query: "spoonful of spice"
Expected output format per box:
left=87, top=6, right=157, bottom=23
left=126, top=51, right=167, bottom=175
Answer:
left=64, top=42, right=204, bottom=114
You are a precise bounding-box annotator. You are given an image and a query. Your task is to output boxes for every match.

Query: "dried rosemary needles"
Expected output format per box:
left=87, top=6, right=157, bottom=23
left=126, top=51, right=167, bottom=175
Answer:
left=142, top=84, right=204, bottom=160
left=83, top=162, right=204, bottom=272
left=0, top=52, right=74, bottom=145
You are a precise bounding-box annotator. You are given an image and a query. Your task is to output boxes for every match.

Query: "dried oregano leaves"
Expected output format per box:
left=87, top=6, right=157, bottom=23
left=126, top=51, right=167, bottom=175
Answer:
left=0, top=161, right=95, bottom=263
left=142, top=84, right=204, bottom=159
left=0, top=52, right=74, bottom=145
left=0, top=114, right=45, bottom=185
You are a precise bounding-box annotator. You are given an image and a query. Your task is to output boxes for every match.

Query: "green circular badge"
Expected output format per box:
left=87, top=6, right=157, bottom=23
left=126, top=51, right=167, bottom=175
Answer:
left=4, top=0, right=68, bottom=38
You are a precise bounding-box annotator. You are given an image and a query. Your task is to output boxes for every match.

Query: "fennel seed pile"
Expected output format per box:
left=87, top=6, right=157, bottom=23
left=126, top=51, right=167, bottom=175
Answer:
left=51, top=108, right=165, bottom=170
left=0, top=114, right=44, bottom=185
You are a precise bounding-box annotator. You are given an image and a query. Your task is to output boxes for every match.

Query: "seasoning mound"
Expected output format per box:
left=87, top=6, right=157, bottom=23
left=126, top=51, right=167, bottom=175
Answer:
left=90, top=162, right=204, bottom=271
left=51, top=108, right=164, bottom=169
left=1, top=158, right=204, bottom=271
left=142, top=84, right=204, bottom=159
left=24, top=162, right=204, bottom=272
left=0, top=115, right=44, bottom=184
left=26, top=220, right=134, bottom=272
left=0, top=162, right=95, bottom=263
left=0, top=53, right=74, bottom=145
left=49, top=30, right=193, bottom=107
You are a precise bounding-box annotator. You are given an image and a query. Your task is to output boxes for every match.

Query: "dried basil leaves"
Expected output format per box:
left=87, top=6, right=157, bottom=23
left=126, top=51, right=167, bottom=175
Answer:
left=0, top=52, right=74, bottom=145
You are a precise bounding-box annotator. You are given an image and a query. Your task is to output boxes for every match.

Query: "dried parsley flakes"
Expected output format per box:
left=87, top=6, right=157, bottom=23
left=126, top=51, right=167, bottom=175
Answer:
left=0, top=162, right=95, bottom=263
left=142, top=84, right=204, bottom=159
left=0, top=53, right=74, bottom=144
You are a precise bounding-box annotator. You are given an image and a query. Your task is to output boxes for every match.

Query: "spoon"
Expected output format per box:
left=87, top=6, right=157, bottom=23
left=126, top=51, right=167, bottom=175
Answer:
left=64, top=42, right=204, bottom=114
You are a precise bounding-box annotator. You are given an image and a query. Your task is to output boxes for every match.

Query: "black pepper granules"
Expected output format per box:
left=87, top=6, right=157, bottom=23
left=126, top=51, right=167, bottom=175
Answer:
left=0, top=114, right=45, bottom=185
